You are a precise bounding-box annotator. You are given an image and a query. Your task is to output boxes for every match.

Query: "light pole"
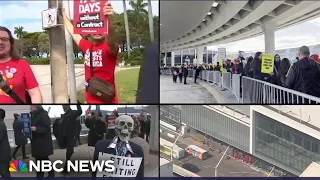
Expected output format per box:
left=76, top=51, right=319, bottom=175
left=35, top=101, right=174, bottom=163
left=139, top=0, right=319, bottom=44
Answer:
left=214, top=145, right=230, bottom=177
left=122, top=0, right=131, bottom=57
left=267, top=166, right=275, bottom=177
left=170, top=131, right=183, bottom=161
left=147, top=0, right=154, bottom=42
left=63, top=0, right=77, bottom=103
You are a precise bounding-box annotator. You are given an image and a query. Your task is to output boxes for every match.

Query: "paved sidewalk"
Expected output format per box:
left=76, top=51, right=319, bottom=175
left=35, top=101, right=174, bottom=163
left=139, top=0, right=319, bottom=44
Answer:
left=160, top=75, right=217, bottom=103
left=31, top=65, right=139, bottom=103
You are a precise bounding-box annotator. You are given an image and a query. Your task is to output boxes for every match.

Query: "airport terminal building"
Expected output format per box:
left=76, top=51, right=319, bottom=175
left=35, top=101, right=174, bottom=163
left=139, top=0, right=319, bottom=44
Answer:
left=160, top=105, right=320, bottom=176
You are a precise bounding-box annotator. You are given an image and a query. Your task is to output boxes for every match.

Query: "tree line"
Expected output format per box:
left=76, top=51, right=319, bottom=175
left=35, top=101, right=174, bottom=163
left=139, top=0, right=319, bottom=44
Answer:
left=13, top=0, right=159, bottom=65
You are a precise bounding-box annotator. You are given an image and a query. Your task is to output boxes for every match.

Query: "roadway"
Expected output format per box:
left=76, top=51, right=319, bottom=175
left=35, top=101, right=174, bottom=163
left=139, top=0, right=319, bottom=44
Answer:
left=160, top=75, right=217, bottom=103
left=160, top=125, right=267, bottom=177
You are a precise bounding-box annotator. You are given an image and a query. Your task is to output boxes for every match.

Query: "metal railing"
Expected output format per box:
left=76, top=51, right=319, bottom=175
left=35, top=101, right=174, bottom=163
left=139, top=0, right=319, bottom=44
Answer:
left=160, top=69, right=320, bottom=104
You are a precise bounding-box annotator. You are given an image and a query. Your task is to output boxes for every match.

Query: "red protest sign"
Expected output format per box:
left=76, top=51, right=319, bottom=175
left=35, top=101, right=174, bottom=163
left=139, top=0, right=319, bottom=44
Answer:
left=74, top=0, right=109, bottom=35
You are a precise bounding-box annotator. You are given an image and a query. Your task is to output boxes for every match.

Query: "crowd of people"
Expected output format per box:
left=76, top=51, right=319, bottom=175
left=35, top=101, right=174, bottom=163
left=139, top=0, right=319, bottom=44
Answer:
left=0, top=106, right=152, bottom=178
left=161, top=45, right=320, bottom=99
left=84, top=109, right=151, bottom=148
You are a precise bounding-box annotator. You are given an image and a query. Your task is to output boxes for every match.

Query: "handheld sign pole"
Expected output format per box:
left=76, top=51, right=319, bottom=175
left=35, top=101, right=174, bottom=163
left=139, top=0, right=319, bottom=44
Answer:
left=21, top=113, right=32, bottom=139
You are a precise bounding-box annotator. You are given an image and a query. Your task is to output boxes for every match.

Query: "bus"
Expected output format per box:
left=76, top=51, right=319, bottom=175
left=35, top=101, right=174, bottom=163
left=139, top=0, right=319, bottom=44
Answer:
left=160, top=138, right=185, bottom=159
left=185, top=145, right=210, bottom=160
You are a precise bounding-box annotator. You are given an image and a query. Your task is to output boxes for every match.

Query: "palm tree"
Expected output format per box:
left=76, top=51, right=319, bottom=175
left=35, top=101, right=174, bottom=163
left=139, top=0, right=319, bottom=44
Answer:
left=14, top=26, right=27, bottom=56
left=14, top=26, right=25, bottom=39
left=147, top=0, right=154, bottom=42
left=123, top=0, right=131, bottom=57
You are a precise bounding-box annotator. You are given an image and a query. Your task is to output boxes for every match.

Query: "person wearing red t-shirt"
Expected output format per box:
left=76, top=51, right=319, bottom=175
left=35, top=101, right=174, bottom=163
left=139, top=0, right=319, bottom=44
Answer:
left=63, top=2, right=119, bottom=104
left=0, top=26, right=42, bottom=104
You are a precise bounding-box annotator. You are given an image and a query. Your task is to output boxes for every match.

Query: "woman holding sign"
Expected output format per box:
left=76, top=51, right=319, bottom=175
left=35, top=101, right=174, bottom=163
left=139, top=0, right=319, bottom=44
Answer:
left=63, top=1, right=119, bottom=104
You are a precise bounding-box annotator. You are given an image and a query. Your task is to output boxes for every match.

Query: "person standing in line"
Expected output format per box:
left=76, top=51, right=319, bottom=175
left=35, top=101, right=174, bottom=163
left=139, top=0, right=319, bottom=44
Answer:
left=178, top=66, right=183, bottom=83
left=145, top=115, right=151, bottom=143
left=60, top=105, right=82, bottom=175
left=182, top=63, right=188, bottom=84
left=0, top=109, right=11, bottom=177
left=131, top=116, right=140, bottom=138
left=12, top=113, right=28, bottom=159
left=138, top=112, right=146, bottom=139
left=30, top=105, right=54, bottom=178
left=85, top=112, right=104, bottom=147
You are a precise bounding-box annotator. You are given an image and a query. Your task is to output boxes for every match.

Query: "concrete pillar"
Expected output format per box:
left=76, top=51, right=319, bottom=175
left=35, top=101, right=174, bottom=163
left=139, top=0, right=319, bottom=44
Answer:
left=262, top=23, right=276, bottom=55
left=171, top=52, right=175, bottom=66
left=48, top=0, right=69, bottom=103
left=164, top=52, right=167, bottom=65
left=196, top=46, right=204, bottom=64
left=148, top=105, right=159, bottom=152
left=180, top=50, right=183, bottom=65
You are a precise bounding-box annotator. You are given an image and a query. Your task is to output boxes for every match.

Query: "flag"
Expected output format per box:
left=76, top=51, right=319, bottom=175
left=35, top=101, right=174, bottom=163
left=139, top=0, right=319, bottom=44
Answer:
left=96, top=105, right=101, bottom=112
left=86, top=105, right=91, bottom=115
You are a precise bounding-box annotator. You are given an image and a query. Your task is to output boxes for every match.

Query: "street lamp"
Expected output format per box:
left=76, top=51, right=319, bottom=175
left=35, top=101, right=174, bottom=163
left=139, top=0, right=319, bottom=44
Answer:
left=170, top=131, right=183, bottom=161
left=214, top=145, right=230, bottom=177
left=267, top=166, right=275, bottom=177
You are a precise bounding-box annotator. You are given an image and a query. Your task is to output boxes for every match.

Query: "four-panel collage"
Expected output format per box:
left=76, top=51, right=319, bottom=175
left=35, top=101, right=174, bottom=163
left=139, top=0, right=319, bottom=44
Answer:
left=0, top=0, right=320, bottom=179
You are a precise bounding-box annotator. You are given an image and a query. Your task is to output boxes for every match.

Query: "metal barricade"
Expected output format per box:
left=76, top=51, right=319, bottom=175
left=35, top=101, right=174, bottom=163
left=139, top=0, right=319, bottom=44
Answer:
left=208, top=71, right=214, bottom=83
left=222, top=72, right=232, bottom=90
left=242, top=76, right=320, bottom=104
left=213, top=71, right=221, bottom=85
left=232, top=74, right=241, bottom=102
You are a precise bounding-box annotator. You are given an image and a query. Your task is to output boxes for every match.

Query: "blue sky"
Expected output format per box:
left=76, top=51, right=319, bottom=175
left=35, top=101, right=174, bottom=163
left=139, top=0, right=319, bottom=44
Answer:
left=0, top=1, right=159, bottom=35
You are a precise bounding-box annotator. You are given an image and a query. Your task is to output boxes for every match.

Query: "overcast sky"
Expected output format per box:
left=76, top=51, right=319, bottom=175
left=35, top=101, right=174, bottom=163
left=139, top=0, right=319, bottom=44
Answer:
left=0, top=1, right=159, bottom=35
left=42, top=105, right=138, bottom=117
left=207, top=17, right=320, bottom=53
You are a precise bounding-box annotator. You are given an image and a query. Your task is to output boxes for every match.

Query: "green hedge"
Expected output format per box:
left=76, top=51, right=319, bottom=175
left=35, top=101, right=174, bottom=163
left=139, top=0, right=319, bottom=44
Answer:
left=26, top=49, right=144, bottom=65
left=27, top=58, right=84, bottom=65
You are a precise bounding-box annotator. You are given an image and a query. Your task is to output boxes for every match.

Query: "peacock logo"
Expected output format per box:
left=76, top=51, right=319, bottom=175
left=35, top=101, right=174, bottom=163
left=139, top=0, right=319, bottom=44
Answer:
left=9, top=160, right=29, bottom=172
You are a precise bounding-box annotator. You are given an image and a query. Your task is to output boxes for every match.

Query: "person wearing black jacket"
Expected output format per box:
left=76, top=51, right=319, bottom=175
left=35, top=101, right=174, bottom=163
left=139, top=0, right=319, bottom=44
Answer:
left=243, top=56, right=253, bottom=77
left=30, top=105, right=54, bottom=178
left=12, top=113, right=28, bottom=159
left=0, top=109, right=11, bottom=178
left=194, top=65, right=201, bottom=83
left=182, top=63, right=188, bottom=84
left=145, top=115, right=151, bottom=143
left=53, top=118, right=65, bottom=149
left=75, top=117, right=82, bottom=146
left=85, top=112, right=105, bottom=147
left=60, top=105, right=82, bottom=174
left=285, top=46, right=320, bottom=100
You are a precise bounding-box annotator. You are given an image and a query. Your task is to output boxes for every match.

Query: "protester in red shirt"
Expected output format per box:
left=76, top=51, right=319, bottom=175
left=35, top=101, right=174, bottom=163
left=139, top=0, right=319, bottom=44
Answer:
left=63, top=2, right=119, bottom=104
left=0, top=26, right=42, bottom=104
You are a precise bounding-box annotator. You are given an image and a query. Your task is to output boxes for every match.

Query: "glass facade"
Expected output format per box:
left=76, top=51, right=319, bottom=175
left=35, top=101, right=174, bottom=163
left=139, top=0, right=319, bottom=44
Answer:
left=181, top=105, right=250, bottom=152
left=254, top=112, right=320, bottom=173
left=189, top=49, right=195, bottom=64
left=203, top=49, right=207, bottom=63
left=207, top=50, right=213, bottom=64
left=174, top=51, right=181, bottom=65
left=160, top=105, right=181, bottom=124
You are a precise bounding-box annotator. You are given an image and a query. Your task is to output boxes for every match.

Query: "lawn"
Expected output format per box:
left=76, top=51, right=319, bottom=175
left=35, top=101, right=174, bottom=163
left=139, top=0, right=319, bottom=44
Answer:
left=77, top=67, right=140, bottom=103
